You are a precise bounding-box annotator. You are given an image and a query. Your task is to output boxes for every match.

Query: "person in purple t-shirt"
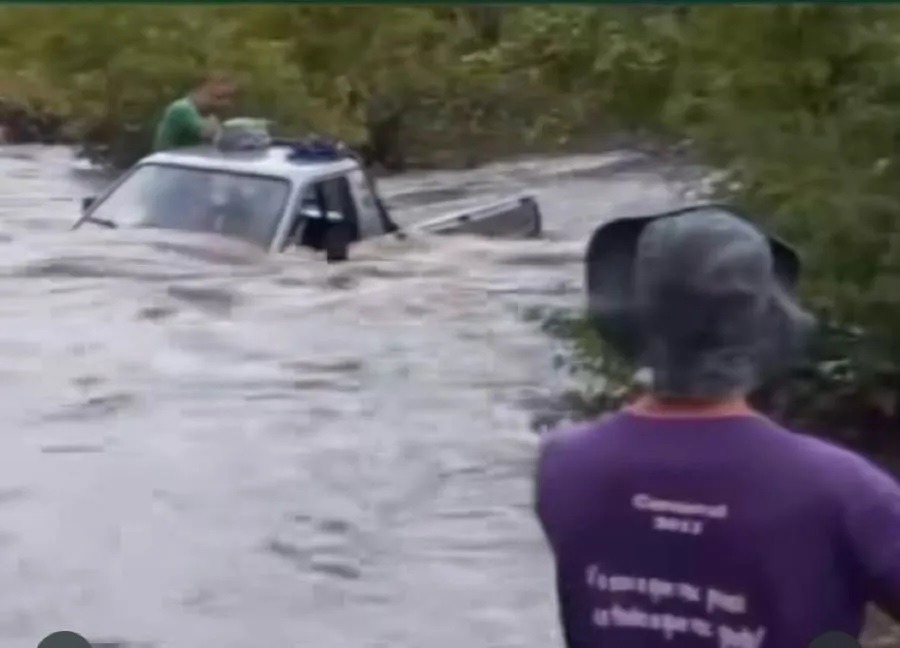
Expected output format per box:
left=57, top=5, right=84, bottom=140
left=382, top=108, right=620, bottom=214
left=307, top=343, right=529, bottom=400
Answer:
left=535, top=205, right=900, bottom=647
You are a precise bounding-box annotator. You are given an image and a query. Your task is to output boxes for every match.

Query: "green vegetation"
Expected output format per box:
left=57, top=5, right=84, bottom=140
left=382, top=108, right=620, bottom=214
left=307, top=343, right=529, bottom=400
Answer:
left=0, top=6, right=592, bottom=167
left=0, top=6, right=898, bottom=442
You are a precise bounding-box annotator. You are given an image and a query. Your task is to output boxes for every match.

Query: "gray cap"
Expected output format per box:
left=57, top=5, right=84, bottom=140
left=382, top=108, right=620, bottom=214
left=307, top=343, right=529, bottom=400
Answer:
left=586, top=204, right=816, bottom=399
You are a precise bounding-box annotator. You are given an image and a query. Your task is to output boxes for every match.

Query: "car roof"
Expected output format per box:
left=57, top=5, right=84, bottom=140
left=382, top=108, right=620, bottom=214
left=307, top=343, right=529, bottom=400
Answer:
left=140, top=144, right=360, bottom=182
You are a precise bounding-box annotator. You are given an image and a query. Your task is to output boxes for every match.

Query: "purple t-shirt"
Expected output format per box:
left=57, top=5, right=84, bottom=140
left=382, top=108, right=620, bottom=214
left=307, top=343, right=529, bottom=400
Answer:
left=536, top=411, right=900, bottom=647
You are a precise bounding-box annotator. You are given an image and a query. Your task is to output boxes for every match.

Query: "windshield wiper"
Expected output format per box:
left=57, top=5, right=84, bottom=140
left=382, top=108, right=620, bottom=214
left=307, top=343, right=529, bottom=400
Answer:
left=81, top=215, right=118, bottom=229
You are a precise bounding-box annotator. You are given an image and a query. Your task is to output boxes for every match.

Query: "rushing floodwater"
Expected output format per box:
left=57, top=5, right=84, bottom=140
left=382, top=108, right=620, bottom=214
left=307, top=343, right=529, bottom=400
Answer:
left=0, top=145, right=690, bottom=648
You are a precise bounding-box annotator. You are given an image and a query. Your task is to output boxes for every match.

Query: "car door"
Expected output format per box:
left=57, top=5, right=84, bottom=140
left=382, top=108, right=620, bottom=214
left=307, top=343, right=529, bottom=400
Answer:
left=347, top=169, right=387, bottom=239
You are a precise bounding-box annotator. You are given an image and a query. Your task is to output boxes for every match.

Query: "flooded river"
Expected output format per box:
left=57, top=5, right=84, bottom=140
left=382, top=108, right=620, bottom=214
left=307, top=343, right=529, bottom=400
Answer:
left=0, top=145, right=690, bottom=648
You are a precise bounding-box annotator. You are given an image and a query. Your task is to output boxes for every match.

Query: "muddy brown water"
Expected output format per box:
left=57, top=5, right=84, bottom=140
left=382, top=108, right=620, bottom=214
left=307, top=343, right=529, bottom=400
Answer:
left=0, top=146, right=893, bottom=648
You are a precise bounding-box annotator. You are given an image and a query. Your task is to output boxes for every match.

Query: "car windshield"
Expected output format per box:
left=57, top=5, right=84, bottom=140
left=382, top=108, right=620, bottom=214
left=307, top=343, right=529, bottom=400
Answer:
left=88, top=163, right=291, bottom=248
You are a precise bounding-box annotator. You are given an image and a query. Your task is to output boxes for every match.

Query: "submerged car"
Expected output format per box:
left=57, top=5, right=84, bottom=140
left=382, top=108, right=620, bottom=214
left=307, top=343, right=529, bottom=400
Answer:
left=72, top=128, right=543, bottom=262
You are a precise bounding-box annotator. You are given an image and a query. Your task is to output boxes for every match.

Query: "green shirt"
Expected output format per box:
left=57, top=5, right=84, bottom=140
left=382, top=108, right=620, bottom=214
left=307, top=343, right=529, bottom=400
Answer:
left=152, top=97, right=205, bottom=151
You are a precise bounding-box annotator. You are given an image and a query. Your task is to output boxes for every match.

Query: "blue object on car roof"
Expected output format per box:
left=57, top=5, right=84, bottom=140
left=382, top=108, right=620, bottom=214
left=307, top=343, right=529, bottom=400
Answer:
left=283, top=140, right=344, bottom=162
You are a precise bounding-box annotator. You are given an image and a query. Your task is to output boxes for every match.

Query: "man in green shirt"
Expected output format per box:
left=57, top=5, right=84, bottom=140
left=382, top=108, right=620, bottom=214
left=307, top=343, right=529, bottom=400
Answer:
left=153, top=72, right=236, bottom=151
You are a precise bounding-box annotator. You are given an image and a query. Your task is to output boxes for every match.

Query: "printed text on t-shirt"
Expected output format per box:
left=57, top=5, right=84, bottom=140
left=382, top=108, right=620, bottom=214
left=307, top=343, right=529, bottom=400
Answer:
left=632, top=493, right=729, bottom=536
left=585, top=566, right=766, bottom=648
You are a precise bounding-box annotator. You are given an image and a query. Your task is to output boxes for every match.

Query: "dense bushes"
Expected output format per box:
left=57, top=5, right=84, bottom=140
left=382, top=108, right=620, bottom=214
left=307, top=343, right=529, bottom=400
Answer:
left=1, top=6, right=898, bottom=439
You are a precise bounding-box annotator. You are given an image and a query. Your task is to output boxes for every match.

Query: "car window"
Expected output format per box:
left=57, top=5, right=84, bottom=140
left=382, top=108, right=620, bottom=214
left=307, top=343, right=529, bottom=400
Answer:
left=294, top=184, right=340, bottom=222
left=88, top=163, right=291, bottom=249
left=298, top=190, right=323, bottom=218
left=283, top=176, right=363, bottom=252
left=293, top=176, right=360, bottom=232
left=282, top=183, right=321, bottom=250
left=321, top=176, right=359, bottom=232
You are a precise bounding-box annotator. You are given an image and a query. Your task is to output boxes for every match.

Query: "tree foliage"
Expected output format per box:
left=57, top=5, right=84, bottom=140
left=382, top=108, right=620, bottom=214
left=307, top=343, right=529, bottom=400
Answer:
left=0, top=6, right=562, bottom=164
left=667, top=7, right=900, bottom=433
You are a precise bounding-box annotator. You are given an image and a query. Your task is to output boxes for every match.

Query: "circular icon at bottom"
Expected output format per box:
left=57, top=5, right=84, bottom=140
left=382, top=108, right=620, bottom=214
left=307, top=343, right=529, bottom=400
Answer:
left=37, top=631, right=92, bottom=648
left=808, top=631, right=861, bottom=648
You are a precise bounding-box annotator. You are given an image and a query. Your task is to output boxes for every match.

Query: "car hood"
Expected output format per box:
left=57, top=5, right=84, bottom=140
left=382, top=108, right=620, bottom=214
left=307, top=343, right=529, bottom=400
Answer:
left=79, top=225, right=271, bottom=266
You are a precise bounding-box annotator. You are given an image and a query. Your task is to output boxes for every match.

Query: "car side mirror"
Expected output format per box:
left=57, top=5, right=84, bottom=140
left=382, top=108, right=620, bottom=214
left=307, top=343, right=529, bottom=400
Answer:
left=81, top=196, right=96, bottom=213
